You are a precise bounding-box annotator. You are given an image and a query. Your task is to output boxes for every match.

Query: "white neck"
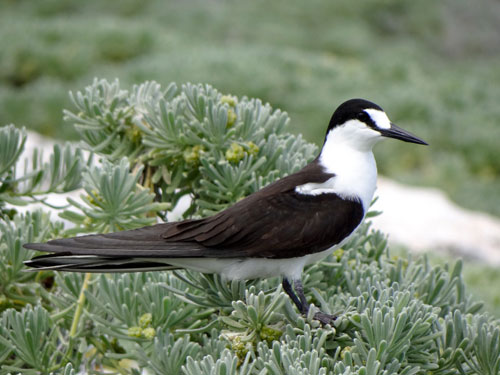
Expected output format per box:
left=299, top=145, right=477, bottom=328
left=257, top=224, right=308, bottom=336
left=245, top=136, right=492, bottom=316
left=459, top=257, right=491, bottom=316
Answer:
left=295, top=122, right=380, bottom=211
left=320, top=124, right=380, bottom=211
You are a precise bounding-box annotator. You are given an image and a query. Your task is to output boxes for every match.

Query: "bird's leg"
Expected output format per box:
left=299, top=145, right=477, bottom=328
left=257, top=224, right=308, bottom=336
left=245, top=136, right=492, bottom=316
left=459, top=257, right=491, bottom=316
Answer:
left=293, top=279, right=310, bottom=314
left=282, top=278, right=336, bottom=325
left=282, top=278, right=304, bottom=313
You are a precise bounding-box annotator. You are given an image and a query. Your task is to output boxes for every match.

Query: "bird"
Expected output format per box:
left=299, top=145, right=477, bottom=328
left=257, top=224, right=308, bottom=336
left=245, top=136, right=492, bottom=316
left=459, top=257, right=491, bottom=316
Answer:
left=24, top=98, right=427, bottom=324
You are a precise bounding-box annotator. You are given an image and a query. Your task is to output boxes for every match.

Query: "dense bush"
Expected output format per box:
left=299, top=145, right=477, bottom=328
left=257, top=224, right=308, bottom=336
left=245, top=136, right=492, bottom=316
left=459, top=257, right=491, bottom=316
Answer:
left=1, top=0, right=500, bottom=217
left=0, top=80, right=499, bottom=374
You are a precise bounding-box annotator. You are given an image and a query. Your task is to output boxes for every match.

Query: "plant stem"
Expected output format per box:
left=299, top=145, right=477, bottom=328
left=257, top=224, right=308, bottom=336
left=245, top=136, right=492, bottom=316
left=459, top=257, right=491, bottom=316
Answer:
left=70, top=272, right=92, bottom=337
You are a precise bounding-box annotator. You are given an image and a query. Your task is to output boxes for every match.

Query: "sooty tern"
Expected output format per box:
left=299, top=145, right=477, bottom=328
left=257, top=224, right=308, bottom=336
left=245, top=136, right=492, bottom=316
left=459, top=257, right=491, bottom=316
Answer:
left=24, top=98, right=427, bottom=324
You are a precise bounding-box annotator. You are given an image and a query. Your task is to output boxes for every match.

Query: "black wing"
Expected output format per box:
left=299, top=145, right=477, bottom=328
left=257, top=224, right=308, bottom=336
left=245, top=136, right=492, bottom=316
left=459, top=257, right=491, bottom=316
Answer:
left=161, top=189, right=364, bottom=258
left=24, top=160, right=364, bottom=262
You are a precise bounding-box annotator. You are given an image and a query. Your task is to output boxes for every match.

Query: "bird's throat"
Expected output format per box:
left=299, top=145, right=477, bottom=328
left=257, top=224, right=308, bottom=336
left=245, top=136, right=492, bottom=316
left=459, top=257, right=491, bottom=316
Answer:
left=317, top=142, right=378, bottom=212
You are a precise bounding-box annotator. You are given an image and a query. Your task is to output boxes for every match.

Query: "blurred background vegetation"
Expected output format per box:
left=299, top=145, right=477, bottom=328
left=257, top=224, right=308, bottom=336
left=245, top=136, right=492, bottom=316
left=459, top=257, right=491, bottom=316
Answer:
left=0, top=0, right=499, bottom=217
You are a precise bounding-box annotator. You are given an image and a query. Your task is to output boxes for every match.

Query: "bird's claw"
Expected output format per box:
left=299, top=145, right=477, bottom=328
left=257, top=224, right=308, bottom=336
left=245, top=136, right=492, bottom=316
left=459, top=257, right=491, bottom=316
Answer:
left=312, top=311, right=337, bottom=325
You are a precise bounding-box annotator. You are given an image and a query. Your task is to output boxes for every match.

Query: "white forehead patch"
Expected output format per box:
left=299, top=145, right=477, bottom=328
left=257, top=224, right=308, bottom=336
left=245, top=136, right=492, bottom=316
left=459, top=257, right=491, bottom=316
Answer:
left=364, top=109, right=391, bottom=129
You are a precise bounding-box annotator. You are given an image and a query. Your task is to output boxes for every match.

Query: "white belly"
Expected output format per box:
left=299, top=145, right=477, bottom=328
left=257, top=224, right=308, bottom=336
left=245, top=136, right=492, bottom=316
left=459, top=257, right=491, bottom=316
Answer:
left=159, top=227, right=358, bottom=280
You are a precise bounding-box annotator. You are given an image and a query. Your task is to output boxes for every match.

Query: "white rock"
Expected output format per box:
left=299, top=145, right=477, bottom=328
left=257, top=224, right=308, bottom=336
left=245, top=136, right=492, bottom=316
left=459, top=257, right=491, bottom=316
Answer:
left=371, top=177, right=500, bottom=265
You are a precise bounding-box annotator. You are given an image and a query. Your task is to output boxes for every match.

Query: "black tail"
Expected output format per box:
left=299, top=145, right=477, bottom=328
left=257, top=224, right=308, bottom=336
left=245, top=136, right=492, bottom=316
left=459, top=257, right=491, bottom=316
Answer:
left=24, top=253, right=179, bottom=273
left=23, top=223, right=207, bottom=272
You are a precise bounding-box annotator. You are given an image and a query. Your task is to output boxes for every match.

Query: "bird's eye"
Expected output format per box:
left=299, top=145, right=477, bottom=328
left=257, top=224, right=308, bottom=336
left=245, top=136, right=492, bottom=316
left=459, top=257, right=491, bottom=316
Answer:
left=358, top=112, right=369, bottom=122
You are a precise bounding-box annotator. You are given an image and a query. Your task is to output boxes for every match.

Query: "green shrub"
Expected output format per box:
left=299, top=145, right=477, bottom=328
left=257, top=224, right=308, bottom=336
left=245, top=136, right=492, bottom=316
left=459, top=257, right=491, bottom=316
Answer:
left=2, top=0, right=500, bottom=216
left=0, top=80, right=499, bottom=374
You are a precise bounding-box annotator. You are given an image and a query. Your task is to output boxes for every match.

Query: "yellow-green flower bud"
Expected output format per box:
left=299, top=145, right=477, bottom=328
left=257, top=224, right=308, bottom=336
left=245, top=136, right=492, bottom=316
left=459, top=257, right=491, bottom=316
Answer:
left=246, top=141, right=259, bottom=156
left=142, top=327, right=156, bottom=339
left=226, top=109, right=237, bottom=127
left=259, top=326, right=282, bottom=343
left=127, top=326, right=142, bottom=338
left=220, top=95, right=237, bottom=107
left=83, top=217, right=93, bottom=228
left=333, top=248, right=344, bottom=261
left=230, top=336, right=250, bottom=362
left=87, top=189, right=103, bottom=205
left=226, top=143, right=245, bottom=164
left=340, top=346, right=351, bottom=360
left=139, top=313, right=152, bottom=328
left=183, top=145, right=204, bottom=165
left=392, top=255, right=408, bottom=269
left=125, top=124, right=142, bottom=143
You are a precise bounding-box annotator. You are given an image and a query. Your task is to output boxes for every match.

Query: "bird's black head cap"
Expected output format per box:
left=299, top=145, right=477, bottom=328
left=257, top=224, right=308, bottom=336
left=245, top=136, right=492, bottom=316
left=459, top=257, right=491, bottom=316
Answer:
left=327, top=98, right=383, bottom=134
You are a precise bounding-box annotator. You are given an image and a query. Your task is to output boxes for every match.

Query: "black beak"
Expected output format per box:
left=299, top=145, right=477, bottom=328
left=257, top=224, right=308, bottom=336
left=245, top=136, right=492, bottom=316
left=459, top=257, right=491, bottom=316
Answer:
left=380, top=123, right=428, bottom=145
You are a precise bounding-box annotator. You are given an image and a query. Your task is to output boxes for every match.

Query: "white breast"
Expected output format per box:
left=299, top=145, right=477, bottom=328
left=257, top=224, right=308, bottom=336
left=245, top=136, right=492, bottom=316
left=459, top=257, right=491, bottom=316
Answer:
left=318, top=148, right=377, bottom=212
left=296, top=140, right=378, bottom=212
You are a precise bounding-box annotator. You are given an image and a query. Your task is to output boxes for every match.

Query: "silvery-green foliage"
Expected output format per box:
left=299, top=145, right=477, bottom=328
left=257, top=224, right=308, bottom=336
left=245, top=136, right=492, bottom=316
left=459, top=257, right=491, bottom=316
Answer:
left=183, top=349, right=257, bottom=375
left=165, top=271, right=257, bottom=310
left=471, top=317, right=500, bottom=375
left=64, top=79, right=318, bottom=216
left=1, top=80, right=500, bottom=374
left=64, top=78, right=145, bottom=161
left=0, top=305, right=57, bottom=374
left=197, top=328, right=233, bottom=357
left=58, top=363, right=76, bottom=375
left=134, top=330, right=201, bottom=375
left=0, top=319, right=12, bottom=367
left=0, top=210, right=63, bottom=309
left=85, top=272, right=196, bottom=337
left=165, top=271, right=280, bottom=313
left=348, top=287, right=439, bottom=372
left=219, top=289, right=286, bottom=343
left=254, top=324, right=336, bottom=375
left=0, top=125, right=89, bottom=210
left=60, top=158, right=169, bottom=234
left=49, top=272, right=87, bottom=324
left=0, top=124, right=26, bottom=178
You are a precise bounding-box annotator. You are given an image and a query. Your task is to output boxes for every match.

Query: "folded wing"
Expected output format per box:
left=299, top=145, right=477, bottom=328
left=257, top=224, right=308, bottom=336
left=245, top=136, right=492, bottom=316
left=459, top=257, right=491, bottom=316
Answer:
left=24, top=161, right=364, bottom=270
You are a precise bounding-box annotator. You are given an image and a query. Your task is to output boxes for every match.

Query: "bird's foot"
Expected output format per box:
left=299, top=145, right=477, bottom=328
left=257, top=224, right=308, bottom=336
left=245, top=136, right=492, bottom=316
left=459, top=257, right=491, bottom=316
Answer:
left=282, top=278, right=337, bottom=325
left=312, top=311, right=337, bottom=325
left=302, top=303, right=336, bottom=325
